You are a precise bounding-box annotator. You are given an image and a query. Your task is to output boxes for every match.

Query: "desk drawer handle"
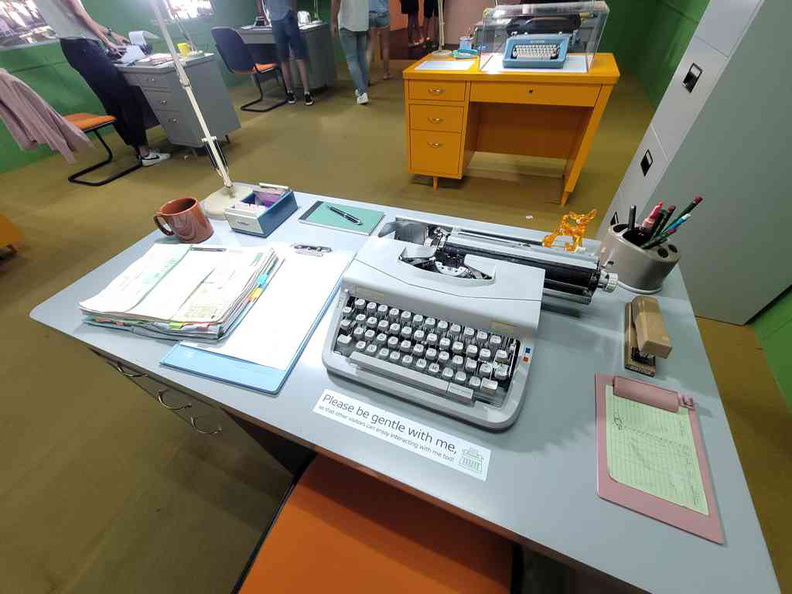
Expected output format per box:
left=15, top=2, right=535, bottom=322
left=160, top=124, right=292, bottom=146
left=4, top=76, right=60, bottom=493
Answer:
left=159, top=99, right=168, bottom=105
left=168, top=118, right=178, bottom=123
left=190, top=415, right=222, bottom=435
left=112, top=362, right=145, bottom=378
left=156, top=389, right=191, bottom=411
left=527, top=89, right=534, bottom=94
left=149, top=77, right=157, bottom=83
left=427, top=142, right=443, bottom=149
left=428, top=117, right=444, bottom=124
left=428, top=88, right=445, bottom=95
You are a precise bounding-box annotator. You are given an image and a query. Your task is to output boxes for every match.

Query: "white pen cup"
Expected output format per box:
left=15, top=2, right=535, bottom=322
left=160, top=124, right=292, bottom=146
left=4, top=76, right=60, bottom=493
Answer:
left=599, top=224, right=680, bottom=294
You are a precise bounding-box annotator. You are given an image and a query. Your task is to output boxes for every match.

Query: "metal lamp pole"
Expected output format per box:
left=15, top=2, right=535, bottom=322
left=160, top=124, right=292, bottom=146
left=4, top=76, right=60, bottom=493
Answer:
left=147, top=0, right=250, bottom=218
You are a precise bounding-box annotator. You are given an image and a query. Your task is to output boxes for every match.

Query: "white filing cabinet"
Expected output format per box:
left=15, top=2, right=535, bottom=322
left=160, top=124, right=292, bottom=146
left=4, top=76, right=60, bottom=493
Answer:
left=651, top=36, right=728, bottom=161
left=615, top=124, right=669, bottom=218
left=598, top=0, right=792, bottom=324
left=599, top=0, right=763, bottom=239
left=696, top=0, right=763, bottom=56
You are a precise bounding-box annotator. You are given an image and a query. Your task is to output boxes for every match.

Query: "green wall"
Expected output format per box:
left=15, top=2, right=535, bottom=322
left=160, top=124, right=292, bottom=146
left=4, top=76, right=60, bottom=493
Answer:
left=634, top=0, right=710, bottom=106
left=590, top=0, right=710, bottom=107
left=0, top=0, right=258, bottom=174
left=753, top=289, right=792, bottom=409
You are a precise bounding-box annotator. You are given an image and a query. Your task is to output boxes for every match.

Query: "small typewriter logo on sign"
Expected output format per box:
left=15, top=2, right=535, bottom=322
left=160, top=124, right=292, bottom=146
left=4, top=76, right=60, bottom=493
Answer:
left=459, top=448, right=485, bottom=474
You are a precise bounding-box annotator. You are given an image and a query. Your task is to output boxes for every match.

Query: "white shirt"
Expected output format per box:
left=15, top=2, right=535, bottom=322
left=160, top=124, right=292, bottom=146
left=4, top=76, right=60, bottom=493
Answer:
left=35, top=0, right=99, bottom=41
left=338, top=0, right=369, bottom=32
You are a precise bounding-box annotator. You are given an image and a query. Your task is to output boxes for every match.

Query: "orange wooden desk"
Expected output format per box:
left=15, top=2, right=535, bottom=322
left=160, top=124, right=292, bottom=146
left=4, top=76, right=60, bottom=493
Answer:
left=403, top=53, right=620, bottom=205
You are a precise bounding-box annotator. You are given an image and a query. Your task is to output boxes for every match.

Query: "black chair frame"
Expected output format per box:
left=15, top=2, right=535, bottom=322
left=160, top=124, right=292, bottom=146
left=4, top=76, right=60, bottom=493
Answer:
left=68, top=121, right=142, bottom=187
left=242, top=66, right=289, bottom=113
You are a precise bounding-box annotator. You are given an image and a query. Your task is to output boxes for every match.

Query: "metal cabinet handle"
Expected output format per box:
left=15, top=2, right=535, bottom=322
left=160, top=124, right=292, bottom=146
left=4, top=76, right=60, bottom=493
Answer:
left=112, top=362, right=145, bottom=378
left=428, top=117, right=444, bottom=124
left=169, top=118, right=178, bottom=123
left=190, top=415, right=222, bottom=435
left=159, top=99, right=168, bottom=105
left=149, top=77, right=157, bottom=83
left=156, top=389, right=191, bottom=411
left=427, top=142, right=443, bottom=149
left=428, top=88, right=444, bottom=95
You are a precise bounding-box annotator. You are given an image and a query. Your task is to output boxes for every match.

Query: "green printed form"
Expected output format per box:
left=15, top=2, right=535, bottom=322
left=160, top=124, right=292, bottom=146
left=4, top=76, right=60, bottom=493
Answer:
left=605, top=385, right=708, bottom=515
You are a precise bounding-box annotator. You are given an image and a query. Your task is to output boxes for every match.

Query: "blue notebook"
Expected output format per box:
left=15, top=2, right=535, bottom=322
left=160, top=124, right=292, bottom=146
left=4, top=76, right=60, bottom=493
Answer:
left=161, top=247, right=353, bottom=394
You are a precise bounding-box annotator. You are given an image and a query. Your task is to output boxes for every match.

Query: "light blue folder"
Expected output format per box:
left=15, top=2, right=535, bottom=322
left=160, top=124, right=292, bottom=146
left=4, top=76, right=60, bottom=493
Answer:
left=161, top=280, right=340, bottom=394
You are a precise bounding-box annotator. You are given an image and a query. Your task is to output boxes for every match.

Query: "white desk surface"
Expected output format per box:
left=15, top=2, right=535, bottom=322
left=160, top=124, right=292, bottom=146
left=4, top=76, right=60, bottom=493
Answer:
left=30, top=192, right=779, bottom=593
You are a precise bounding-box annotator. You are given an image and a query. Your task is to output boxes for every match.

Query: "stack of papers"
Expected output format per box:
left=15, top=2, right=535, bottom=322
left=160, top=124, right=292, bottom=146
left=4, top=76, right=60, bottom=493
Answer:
left=162, top=244, right=354, bottom=393
left=80, top=244, right=280, bottom=341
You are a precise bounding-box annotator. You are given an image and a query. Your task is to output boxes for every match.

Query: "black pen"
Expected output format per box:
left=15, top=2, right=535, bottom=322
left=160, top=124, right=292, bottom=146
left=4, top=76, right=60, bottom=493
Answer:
left=628, top=205, right=636, bottom=232
left=328, top=205, right=362, bottom=225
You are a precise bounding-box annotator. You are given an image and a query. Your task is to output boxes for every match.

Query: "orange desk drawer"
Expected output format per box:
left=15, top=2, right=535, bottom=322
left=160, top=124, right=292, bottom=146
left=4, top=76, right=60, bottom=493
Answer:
left=410, top=130, right=462, bottom=176
left=408, top=81, right=466, bottom=102
left=470, top=81, right=599, bottom=107
left=409, top=104, right=464, bottom=133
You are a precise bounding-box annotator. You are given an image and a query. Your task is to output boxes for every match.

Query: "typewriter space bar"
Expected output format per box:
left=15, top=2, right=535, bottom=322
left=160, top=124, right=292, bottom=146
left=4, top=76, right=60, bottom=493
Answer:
left=349, top=352, right=449, bottom=395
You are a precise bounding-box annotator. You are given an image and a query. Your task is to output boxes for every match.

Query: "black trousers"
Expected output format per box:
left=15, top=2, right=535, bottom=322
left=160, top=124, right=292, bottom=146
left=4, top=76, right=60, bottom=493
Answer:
left=60, top=38, right=147, bottom=148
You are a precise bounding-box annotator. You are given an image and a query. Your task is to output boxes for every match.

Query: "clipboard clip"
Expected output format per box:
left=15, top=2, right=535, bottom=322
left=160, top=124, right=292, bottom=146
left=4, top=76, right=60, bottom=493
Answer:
left=292, top=244, right=332, bottom=257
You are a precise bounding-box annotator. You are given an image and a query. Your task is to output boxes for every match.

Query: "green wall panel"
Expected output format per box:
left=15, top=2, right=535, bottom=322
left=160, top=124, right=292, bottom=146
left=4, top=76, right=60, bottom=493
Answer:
left=636, top=2, right=698, bottom=105
left=754, top=288, right=792, bottom=409
left=755, top=288, right=792, bottom=340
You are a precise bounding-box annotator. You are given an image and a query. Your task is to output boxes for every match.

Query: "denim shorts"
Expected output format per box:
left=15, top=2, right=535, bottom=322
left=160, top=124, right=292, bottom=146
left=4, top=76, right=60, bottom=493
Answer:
left=369, top=11, right=390, bottom=29
left=272, top=10, right=308, bottom=62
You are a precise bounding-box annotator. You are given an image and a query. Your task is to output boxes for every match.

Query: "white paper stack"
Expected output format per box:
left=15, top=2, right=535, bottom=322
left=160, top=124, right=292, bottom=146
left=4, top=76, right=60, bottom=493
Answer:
left=80, top=244, right=280, bottom=341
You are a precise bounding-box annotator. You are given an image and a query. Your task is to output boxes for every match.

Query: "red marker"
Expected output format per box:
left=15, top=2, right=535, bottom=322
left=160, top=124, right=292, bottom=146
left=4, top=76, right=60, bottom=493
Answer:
left=640, top=201, right=664, bottom=232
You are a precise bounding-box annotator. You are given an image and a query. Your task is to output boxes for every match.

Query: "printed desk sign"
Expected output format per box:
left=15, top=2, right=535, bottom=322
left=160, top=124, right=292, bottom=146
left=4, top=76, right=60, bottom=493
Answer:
left=313, top=390, right=491, bottom=481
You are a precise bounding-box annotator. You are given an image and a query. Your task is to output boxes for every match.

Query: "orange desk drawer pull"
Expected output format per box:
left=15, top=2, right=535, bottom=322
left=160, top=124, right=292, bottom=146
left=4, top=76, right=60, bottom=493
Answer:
left=409, top=104, right=464, bottom=133
left=470, top=81, right=599, bottom=107
left=408, top=81, right=466, bottom=102
left=410, top=130, right=461, bottom=177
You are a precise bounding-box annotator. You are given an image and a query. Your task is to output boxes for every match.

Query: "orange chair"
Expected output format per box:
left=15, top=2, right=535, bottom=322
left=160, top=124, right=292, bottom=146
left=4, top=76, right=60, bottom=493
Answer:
left=65, top=113, right=142, bottom=186
left=212, top=27, right=288, bottom=113
left=235, top=456, right=516, bottom=594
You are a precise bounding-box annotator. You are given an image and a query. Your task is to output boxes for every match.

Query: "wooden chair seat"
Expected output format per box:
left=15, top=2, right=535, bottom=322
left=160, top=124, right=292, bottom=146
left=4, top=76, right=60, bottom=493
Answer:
left=64, top=113, right=117, bottom=132
left=232, top=63, right=278, bottom=75
left=238, top=456, right=514, bottom=594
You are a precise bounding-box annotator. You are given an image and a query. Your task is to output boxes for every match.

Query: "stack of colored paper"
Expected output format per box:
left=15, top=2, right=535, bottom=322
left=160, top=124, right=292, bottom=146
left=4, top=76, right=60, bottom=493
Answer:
left=79, top=243, right=280, bottom=341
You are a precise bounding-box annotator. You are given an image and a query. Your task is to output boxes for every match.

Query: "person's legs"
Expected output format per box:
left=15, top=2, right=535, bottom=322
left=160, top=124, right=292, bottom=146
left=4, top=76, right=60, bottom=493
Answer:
left=381, top=26, right=391, bottom=78
left=61, top=39, right=153, bottom=156
left=424, top=0, right=438, bottom=44
left=425, top=15, right=436, bottom=43
left=339, top=28, right=367, bottom=96
left=287, top=13, right=311, bottom=96
left=355, top=31, right=369, bottom=91
left=407, top=12, right=417, bottom=45
left=366, top=27, right=377, bottom=69
left=272, top=14, right=296, bottom=99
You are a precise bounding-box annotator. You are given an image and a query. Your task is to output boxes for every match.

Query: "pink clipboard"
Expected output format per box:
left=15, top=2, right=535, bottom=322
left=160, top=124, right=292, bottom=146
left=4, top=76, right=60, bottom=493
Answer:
left=595, top=374, right=724, bottom=544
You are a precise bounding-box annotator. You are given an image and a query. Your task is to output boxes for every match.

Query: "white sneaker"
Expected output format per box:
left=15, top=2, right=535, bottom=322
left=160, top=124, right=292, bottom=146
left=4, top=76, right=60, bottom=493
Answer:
left=140, top=150, right=171, bottom=167
left=356, top=92, right=369, bottom=105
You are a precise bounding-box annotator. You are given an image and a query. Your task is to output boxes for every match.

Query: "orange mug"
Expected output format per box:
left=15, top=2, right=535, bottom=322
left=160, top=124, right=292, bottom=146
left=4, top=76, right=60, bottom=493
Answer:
left=154, top=197, right=214, bottom=243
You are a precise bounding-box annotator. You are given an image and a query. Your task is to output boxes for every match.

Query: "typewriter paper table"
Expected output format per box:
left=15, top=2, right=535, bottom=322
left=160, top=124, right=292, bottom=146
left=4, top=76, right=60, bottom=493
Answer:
left=31, top=192, right=778, bottom=594
left=402, top=53, right=620, bottom=205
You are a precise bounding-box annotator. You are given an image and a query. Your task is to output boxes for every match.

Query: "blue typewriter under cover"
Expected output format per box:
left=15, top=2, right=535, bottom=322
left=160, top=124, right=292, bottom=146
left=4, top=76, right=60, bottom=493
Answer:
left=503, top=34, right=570, bottom=69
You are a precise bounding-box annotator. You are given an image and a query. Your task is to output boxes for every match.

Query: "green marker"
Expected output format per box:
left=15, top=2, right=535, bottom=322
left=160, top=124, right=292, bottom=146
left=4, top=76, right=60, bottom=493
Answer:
left=642, top=227, right=677, bottom=249
left=665, top=196, right=702, bottom=229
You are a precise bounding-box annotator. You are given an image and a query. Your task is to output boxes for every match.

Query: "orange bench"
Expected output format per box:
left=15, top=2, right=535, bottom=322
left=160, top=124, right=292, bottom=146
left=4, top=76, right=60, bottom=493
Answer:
left=236, top=456, right=515, bottom=593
